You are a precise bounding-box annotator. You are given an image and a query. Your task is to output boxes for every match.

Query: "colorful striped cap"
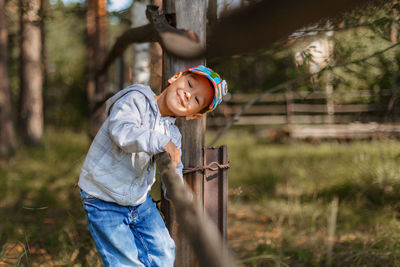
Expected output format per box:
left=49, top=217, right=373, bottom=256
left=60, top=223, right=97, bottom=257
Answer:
left=183, top=65, right=228, bottom=113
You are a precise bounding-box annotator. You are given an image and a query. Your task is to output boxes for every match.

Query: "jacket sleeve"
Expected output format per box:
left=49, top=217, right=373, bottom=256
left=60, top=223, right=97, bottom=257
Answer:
left=175, top=132, right=184, bottom=181
left=108, top=91, right=171, bottom=154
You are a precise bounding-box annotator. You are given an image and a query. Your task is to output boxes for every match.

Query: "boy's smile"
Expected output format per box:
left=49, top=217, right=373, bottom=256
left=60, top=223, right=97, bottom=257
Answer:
left=176, top=90, right=186, bottom=107
left=155, top=72, right=214, bottom=119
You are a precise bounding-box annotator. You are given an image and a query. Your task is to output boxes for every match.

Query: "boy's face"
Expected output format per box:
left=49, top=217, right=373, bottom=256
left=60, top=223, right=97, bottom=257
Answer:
left=162, top=72, right=214, bottom=119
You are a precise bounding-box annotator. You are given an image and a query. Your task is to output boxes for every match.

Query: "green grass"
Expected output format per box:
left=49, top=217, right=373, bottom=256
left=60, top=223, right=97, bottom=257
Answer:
left=0, top=128, right=101, bottom=266
left=208, top=130, right=400, bottom=266
left=2, top=128, right=400, bottom=266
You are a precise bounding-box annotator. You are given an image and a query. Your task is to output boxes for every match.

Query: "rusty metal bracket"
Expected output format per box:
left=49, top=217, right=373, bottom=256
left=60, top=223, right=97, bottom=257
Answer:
left=203, top=145, right=229, bottom=242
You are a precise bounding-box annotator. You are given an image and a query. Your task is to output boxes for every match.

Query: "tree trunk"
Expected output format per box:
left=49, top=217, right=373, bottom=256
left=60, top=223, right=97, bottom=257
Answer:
left=391, top=0, right=398, bottom=44
left=389, top=0, right=399, bottom=121
left=149, top=0, right=163, bottom=95
left=19, top=0, right=43, bottom=145
left=131, top=0, right=151, bottom=85
left=0, top=0, right=17, bottom=157
left=87, top=0, right=107, bottom=138
left=87, top=0, right=96, bottom=113
left=207, top=0, right=218, bottom=29
left=149, top=42, right=162, bottom=94
left=161, top=1, right=206, bottom=266
left=41, top=0, right=49, bottom=124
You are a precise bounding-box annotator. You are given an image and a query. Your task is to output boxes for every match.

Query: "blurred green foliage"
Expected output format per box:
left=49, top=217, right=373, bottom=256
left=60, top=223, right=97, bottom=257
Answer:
left=4, top=1, right=399, bottom=128
left=6, top=0, right=89, bottom=129
left=45, top=1, right=87, bottom=129
left=211, top=1, right=400, bottom=108
left=0, top=128, right=98, bottom=265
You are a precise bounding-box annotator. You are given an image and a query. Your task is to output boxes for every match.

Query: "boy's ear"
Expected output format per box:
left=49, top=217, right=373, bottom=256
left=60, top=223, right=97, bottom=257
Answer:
left=168, top=72, right=183, bottom=84
left=185, top=113, right=203, bottom=120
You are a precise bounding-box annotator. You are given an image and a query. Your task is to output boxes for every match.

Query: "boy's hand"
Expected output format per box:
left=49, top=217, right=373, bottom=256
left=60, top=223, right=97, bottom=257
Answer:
left=164, top=140, right=180, bottom=168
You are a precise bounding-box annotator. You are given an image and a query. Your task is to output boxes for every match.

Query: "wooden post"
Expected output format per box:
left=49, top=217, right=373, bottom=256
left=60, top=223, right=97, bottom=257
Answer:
left=203, top=146, right=229, bottom=243
left=324, top=34, right=335, bottom=124
left=325, top=71, right=335, bottom=124
left=161, top=1, right=206, bottom=266
left=285, top=87, right=294, bottom=125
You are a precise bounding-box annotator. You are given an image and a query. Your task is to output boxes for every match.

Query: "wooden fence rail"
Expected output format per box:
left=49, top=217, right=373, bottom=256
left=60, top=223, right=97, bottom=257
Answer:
left=209, top=89, right=398, bottom=127
left=208, top=89, right=400, bottom=140
left=226, top=89, right=394, bottom=103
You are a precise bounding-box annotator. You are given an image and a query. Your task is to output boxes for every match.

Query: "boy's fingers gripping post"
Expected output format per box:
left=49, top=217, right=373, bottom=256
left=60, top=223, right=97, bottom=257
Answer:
left=164, top=140, right=180, bottom=168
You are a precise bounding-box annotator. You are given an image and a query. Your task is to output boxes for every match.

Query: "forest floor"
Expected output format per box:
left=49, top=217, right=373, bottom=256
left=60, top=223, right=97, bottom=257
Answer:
left=1, top=128, right=400, bottom=266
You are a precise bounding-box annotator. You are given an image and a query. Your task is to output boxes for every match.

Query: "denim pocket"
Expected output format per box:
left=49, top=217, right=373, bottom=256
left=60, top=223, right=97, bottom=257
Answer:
left=79, top=189, right=99, bottom=203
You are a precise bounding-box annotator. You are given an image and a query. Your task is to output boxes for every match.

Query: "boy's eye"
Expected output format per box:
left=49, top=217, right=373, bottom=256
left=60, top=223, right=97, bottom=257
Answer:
left=195, top=97, right=199, bottom=104
left=188, top=80, right=192, bottom=88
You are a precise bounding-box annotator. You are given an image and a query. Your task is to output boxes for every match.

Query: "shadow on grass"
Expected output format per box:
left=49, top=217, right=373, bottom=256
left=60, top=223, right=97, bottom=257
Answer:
left=0, top=184, right=97, bottom=265
left=232, top=176, right=400, bottom=209
left=314, top=181, right=400, bottom=207
left=0, top=129, right=101, bottom=265
left=250, top=241, right=396, bottom=267
left=230, top=172, right=279, bottom=202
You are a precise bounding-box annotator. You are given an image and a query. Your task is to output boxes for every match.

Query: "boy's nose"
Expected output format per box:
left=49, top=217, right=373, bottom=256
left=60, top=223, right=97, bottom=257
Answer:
left=184, top=91, right=191, bottom=101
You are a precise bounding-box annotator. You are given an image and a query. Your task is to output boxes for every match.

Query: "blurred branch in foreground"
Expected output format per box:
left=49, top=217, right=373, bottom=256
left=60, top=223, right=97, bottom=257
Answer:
left=155, top=152, right=239, bottom=267
left=100, top=0, right=385, bottom=77
left=205, top=0, right=384, bottom=58
left=99, top=0, right=384, bottom=77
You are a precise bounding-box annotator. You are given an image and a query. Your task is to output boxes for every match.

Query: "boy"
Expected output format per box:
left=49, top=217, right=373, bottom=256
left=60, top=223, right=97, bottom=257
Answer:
left=78, top=65, right=227, bottom=267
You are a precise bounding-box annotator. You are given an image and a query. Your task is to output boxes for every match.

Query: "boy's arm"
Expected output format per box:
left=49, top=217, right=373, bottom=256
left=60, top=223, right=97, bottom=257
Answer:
left=164, top=140, right=180, bottom=168
left=108, top=92, right=171, bottom=154
left=175, top=140, right=184, bottom=181
left=170, top=125, right=184, bottom=180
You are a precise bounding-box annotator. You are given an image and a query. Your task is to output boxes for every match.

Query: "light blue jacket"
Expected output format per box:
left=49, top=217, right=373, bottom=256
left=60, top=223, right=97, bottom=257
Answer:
left=78, top=84, right=183, bottom=206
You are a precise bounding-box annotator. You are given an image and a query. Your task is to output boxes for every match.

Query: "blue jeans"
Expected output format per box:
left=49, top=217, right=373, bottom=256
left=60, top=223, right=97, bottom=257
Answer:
left=80, top=189, right=175, bottom=267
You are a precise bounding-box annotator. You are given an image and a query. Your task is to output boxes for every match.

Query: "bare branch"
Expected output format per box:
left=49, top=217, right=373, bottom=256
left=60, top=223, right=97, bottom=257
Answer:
left=292, top=23, right=372, bottom=34
left=98, top=5, right=204, bottom=76
left=98, top=24, right=157, bottom=76
left=336, top=41, right=400, bottom=67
